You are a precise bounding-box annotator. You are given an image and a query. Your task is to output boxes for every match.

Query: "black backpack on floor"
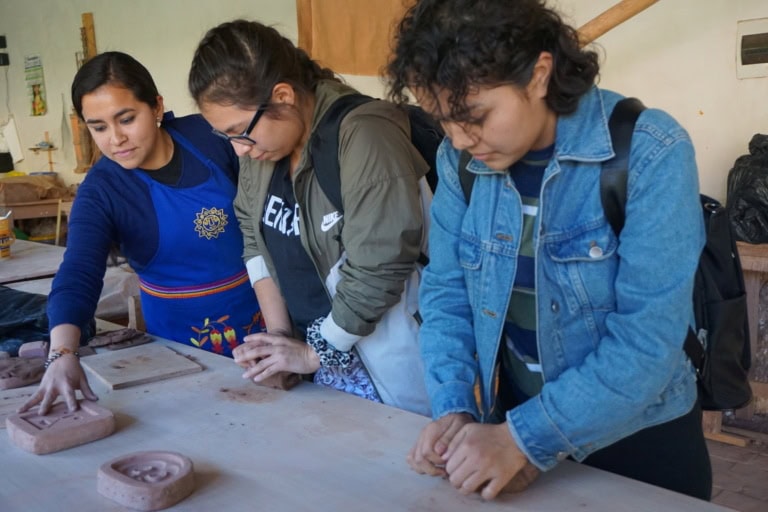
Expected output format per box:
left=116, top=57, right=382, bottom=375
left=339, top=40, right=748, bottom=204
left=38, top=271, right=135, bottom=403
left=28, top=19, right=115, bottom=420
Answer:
left=459, top=98, right=753, bottom=411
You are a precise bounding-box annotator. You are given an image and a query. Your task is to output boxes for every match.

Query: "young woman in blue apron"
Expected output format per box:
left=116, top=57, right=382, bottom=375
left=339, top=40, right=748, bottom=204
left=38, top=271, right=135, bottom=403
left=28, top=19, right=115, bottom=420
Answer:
left=20, top=52, right=263, bottom=416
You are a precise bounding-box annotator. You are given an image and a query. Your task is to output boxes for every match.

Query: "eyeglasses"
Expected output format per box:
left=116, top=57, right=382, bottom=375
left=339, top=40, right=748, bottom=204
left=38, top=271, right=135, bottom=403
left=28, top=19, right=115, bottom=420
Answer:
left=211, top=106, right=267, bottom=146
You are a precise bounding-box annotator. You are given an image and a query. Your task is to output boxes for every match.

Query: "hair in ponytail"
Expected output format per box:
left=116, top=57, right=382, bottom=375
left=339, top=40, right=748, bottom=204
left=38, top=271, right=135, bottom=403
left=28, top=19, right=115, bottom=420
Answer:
left=189, top=19, right=339, bottom=109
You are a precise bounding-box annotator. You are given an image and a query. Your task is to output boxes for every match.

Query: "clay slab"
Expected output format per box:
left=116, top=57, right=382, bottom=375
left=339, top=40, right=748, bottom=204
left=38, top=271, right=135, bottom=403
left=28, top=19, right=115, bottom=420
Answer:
left=88, top=327, right=152, bottom=349
left=81, top=344, right=203, bottom=390
left=6, top=400, right=115, bottom=454
left=0, top=357, right=45, bottom=390
left=105, top=333, right=154, bottom=351
left=97, top=451, right=195, bottom=511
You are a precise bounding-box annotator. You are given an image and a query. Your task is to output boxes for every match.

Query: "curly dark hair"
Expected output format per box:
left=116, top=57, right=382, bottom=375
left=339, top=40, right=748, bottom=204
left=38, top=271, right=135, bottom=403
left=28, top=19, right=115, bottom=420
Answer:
left=189, top=19, right=339, bottom=109
left=386, top=0, right=599, bottom=119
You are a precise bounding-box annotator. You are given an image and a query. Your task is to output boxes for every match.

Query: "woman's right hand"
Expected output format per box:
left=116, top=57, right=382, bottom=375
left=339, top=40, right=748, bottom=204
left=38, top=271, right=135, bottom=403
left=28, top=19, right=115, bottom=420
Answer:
left=407, top=412, right=475, bottom=476
left=17, top=354, right=98, bottom=415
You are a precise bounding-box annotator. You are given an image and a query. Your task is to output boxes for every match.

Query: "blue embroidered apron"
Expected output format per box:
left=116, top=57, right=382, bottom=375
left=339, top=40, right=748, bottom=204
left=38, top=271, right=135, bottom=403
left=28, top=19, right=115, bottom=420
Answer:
left=135, top=125, right=262, bottom=356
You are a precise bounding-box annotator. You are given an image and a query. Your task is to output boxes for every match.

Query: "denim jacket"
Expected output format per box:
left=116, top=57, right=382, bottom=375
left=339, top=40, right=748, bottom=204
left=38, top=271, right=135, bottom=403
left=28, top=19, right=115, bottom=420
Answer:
left=418, top=87, right=705, bottom=471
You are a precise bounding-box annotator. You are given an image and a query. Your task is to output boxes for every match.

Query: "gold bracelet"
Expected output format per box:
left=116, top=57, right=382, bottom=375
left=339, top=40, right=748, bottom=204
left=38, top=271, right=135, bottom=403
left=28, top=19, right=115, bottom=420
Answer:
left=44, top=348, right=80, bottom=370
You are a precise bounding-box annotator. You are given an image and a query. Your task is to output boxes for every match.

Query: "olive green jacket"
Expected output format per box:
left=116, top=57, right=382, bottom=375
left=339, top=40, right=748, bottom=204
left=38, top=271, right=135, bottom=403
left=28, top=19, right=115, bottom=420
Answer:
left=234, top=80, right=431, bottom=414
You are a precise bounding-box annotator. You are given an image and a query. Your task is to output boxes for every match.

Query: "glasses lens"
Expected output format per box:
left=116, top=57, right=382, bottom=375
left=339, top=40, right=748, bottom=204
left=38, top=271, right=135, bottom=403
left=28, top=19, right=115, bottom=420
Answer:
left=229, top=135, right=256, bottom=146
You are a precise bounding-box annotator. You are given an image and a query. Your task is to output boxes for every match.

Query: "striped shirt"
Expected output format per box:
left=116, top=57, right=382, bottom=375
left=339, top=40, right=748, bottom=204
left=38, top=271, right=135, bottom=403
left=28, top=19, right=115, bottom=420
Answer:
left=501, top=144, right=553, bottom=401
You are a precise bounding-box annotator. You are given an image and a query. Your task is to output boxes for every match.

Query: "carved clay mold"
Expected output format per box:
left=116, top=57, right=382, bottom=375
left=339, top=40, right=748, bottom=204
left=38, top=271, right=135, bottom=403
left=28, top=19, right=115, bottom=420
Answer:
left=6, top=400, right=115, bottom=454
left=97, top=451, right=195, bottom=511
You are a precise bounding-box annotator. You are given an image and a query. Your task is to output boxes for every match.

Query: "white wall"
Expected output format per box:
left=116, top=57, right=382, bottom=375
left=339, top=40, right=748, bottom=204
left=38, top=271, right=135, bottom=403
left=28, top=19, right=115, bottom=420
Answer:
left=557, top=0, right=768, bottom=201
left=1, top=0, right=766, bottom=202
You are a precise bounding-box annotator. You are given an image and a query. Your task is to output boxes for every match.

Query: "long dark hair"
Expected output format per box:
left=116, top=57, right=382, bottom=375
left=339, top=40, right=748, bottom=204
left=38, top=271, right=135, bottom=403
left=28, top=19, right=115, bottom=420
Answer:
left=71, top=51, right=160, bottom=120
left=188, top=19, right=339, bottom=110
left=387, top=0, right=599, bottom=119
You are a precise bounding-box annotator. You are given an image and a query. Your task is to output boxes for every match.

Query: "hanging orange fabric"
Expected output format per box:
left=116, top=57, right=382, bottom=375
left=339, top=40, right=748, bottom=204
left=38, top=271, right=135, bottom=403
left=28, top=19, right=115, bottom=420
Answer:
left=297, top=0, right=412, bottom=76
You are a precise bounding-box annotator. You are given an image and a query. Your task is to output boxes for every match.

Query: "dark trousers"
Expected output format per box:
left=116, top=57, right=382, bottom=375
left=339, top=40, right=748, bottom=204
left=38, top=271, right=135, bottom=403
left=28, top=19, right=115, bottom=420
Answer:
left=581, top=399, right=712, bottom=501
left=493, top=371, right=712, bottom=501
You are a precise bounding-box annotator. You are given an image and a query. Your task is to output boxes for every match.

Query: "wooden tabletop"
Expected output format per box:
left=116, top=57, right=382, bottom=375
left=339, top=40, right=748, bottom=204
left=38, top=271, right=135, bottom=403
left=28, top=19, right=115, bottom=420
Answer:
left=0, top=239, right=65, bottom=285
left=0, top=335, right=731, bottom=511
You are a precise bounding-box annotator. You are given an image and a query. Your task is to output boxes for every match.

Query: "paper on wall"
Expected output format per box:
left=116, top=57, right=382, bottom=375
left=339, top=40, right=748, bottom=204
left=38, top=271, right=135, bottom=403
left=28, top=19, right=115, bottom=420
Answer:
left=1, top=117, right=24, bottom=163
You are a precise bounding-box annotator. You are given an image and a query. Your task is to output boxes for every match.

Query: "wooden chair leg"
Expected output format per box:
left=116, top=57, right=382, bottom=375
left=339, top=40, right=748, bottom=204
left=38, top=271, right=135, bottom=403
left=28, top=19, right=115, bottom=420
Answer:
left=55, top=199, right=63, bottom=246
left=702, top=410, right=748, bottom=447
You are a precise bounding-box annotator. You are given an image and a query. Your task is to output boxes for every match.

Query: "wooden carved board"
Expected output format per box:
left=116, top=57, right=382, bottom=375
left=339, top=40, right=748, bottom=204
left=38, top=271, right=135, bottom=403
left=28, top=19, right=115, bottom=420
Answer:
left=81, top=344, right=203, bottom=390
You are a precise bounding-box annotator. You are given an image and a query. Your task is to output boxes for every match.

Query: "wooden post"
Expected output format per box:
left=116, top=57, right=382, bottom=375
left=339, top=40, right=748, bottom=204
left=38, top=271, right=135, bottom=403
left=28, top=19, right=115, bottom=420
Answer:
left=72, top=12, right=98, bottom=173
left=577, top=0, right=661, bottom=47
left=81, top=13, right=97, bottom=60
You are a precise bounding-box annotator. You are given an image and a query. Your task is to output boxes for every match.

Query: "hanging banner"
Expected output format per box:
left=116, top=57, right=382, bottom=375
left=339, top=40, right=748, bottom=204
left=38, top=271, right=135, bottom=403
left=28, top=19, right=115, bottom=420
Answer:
left=24, top=54, right=48, bottom=116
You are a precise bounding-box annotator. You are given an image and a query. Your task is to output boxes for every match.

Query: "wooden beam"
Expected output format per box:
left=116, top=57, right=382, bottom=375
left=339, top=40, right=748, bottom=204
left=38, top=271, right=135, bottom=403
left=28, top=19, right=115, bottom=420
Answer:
left=577, top=0, right=660, bottom=47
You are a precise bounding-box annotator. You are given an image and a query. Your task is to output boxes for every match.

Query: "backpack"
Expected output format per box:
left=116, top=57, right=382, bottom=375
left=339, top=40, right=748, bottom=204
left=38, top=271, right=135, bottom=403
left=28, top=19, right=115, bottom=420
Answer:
left=309, top=93, right=443, bottom=214
left=458, top=98, right=752, bottom=411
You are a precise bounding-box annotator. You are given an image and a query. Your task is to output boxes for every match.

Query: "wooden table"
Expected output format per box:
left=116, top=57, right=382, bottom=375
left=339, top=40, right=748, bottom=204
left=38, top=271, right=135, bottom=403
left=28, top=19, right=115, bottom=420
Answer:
left=0, top=239, right=65, bottom=285
left=1, top=198, right=61, bottom=220
left=0, top=335, right=731, bottom=511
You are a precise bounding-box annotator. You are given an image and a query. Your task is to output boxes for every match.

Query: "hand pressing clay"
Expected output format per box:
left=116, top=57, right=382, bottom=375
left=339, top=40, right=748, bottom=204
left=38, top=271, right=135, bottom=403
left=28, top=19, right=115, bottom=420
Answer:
left=0, top=357, right=45, bottom=390
left=6, top=400, right=115, bottom=454
left=98, top=451, right=195, bottom=511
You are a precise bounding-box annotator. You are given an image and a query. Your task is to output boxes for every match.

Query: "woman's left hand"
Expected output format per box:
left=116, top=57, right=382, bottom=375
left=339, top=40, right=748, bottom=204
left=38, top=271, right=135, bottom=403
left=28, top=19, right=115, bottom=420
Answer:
left=233, top=332, right=321, bottom=381
left=443, top=422, right=540, bottom=500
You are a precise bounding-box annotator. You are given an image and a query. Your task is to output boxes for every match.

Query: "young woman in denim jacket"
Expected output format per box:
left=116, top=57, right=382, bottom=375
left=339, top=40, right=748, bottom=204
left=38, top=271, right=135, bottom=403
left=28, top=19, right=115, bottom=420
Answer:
left=387, top=0, right=711, bottom=501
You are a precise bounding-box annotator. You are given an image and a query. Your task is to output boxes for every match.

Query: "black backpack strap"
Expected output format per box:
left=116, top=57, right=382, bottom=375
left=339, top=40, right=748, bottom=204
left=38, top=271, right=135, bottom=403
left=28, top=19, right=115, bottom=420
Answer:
left=684, top=327, right=706, bottom=374
left=600, top=97, right=645, bottom=236
left=458, top=150, right=475, bottom=203
left=309, top=93, right=375, bottom=214
left=601, top=99, right=705, bottom=371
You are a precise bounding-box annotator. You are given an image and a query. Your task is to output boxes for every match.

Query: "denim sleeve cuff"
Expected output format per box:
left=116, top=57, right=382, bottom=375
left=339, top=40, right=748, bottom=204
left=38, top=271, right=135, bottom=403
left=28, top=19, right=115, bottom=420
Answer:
left=507, top=395, right=579, bottom=471
left=428, top=381, right=480, bottom=421
left=319, top=312, right=363, bottom=352
left=245, top=255, right=270, bottom=286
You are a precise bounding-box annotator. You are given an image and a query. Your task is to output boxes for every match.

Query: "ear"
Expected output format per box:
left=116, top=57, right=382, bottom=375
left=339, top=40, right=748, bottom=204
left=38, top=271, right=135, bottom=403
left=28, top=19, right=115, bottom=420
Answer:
left=271, top=82, right=297, bottom=106
left=155, top=95, right=165, bottom=120
left=527, top=52, right=553, bottom=100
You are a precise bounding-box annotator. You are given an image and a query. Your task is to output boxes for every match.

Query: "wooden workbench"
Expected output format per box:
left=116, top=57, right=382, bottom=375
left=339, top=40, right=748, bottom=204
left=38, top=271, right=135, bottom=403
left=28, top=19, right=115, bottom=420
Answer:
left=0, top=334, right=730, bottom=511
left=0, top=239, right=65, bottom=285
left=735, top=241, right=768, bottom=415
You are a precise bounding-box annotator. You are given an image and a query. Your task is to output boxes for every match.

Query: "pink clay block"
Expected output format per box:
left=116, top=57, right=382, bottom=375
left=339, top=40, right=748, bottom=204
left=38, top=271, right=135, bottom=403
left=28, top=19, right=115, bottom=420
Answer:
left=18, top=341, right=48, bottom=359
left=5, top=400, right=115, bottom=454
left=97, top=451, right=195, bottom=511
